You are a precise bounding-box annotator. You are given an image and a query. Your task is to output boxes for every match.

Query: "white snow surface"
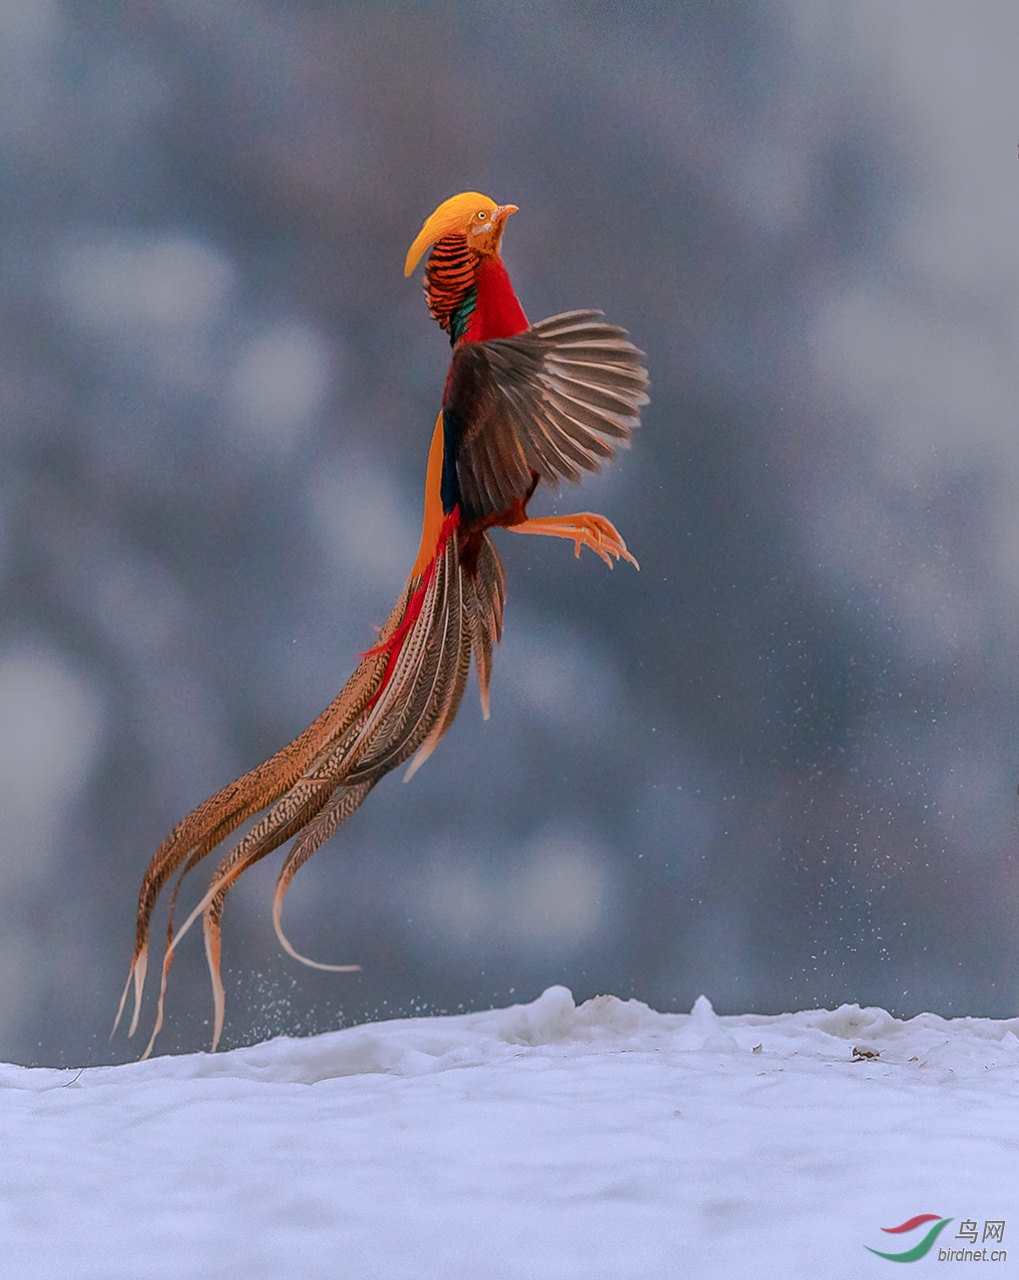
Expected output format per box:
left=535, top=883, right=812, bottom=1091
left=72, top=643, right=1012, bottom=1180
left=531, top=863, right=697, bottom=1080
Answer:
left=1, top=986, right=1015, bottom=1279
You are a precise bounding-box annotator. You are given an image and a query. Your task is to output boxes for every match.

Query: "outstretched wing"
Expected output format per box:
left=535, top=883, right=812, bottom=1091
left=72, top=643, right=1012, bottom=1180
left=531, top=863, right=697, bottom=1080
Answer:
left=442, top=310, right=649, bottom=525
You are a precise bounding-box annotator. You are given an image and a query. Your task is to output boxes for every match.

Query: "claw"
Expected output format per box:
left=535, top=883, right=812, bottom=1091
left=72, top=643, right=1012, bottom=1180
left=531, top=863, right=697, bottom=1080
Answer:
left=508, top=512, right=638, bottom=569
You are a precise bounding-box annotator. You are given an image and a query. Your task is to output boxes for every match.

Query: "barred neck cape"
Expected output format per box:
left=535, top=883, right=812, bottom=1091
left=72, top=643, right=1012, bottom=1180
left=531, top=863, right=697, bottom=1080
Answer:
left=424, top=232, right=478, bottom=341
left=118, top=196, right=648, bottom=1058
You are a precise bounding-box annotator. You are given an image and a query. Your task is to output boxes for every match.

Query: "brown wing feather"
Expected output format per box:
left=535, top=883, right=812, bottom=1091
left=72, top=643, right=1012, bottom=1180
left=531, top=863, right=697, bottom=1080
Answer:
left=444, top=310, right=649, bottom=524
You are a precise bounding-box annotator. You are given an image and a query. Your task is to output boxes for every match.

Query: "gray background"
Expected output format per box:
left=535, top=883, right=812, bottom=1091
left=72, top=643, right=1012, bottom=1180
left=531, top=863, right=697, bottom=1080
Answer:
left=2, top=0, right=1018, bottom=1065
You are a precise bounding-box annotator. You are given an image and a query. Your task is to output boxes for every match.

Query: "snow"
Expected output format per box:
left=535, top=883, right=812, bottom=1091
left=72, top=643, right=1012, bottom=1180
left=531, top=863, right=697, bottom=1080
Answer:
left=0, top=986, right=1015, bottom=1279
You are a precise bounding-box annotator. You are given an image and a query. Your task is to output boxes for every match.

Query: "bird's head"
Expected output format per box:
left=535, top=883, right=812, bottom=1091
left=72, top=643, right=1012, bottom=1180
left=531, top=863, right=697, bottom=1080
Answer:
left=404, top=192, right=518, bottom=277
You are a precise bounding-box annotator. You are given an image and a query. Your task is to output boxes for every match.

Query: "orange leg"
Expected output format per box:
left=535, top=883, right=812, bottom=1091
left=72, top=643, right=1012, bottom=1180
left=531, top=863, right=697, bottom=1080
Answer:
left=508, top=512, right=638, bottom=569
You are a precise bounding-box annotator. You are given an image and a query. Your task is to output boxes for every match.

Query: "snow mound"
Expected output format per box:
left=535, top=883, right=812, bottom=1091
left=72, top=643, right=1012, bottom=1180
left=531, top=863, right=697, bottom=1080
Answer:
left=7, top=983, right=1017, bottom=1092
left=1, top=988, right=1015, bottom=1279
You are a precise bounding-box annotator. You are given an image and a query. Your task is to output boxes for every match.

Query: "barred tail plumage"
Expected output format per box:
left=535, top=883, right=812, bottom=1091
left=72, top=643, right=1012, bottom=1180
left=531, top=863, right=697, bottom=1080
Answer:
left=116, top=525, right=505, bottom=1056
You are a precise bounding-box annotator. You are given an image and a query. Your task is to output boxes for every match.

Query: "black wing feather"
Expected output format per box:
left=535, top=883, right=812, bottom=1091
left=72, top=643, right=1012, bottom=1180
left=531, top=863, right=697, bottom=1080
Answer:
left=443, top=310, right=649, bottom=524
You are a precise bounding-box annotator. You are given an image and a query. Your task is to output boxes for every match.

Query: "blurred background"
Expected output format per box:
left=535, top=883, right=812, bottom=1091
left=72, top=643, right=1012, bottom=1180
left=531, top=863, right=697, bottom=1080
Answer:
left=2, top=0, right=1019, bottom=1064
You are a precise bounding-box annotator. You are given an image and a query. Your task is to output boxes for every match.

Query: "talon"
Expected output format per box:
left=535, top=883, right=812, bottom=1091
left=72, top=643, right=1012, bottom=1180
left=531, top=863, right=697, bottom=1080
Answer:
left=509, top=511, right=637, bottom=570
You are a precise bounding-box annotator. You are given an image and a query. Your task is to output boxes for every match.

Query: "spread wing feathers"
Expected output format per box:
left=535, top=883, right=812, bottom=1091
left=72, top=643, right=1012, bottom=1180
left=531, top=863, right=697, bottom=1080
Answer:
left=118, top=529, right=505, bottom=1057
left=445, top=310, right=649, bottom=523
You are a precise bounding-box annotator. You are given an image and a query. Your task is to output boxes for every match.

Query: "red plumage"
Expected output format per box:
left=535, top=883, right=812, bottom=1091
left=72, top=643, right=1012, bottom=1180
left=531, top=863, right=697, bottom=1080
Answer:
left=116, top=193, right=648, bottom=1056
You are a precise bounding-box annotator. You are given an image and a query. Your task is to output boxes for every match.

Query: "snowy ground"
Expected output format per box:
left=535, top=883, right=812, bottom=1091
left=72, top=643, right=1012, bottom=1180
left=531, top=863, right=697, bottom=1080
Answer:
left=0, top=986, right=1015, bottom=1279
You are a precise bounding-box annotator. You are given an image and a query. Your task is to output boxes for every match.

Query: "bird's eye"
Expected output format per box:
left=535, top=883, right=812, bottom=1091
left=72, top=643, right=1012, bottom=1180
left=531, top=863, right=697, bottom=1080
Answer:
left=476, top=210, right=487, bottom=220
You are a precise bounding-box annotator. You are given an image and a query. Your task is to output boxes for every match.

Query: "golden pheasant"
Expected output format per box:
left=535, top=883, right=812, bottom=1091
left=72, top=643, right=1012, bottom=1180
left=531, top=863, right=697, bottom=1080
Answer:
left=115, top=192, right=649, bottom=1056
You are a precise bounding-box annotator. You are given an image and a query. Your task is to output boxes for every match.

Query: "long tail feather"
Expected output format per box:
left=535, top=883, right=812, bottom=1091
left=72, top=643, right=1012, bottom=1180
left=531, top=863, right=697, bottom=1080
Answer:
left=140, top=774, right=341, bottom=1059
left=271, top=779, right=376, bottom=967
left=405, top=564, right=473, bottom=780
left=122, top=526, right=505, bottom=1054
left=119, top=587, right=408, bottom=1033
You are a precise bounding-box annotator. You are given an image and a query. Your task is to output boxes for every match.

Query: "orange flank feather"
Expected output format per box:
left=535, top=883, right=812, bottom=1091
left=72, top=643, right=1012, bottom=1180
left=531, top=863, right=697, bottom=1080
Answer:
left=118, top=193, right=648, bottom=1055
left=411, top=411, right=447, bottom=578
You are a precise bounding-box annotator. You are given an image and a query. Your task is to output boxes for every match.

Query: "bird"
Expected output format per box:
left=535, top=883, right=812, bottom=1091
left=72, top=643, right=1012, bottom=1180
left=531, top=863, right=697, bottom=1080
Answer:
left=114, top=192, right=649, bottom=1057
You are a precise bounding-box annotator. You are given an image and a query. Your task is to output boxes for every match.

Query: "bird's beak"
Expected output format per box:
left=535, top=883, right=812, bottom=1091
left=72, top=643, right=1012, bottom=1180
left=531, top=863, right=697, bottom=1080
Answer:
left=494, top=204, right=519, bottom=228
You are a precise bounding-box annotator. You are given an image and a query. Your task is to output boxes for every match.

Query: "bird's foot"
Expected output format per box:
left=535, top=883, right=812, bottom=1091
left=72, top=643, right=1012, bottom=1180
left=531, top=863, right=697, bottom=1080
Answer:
left=508, top=512, right=638, bottom=569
